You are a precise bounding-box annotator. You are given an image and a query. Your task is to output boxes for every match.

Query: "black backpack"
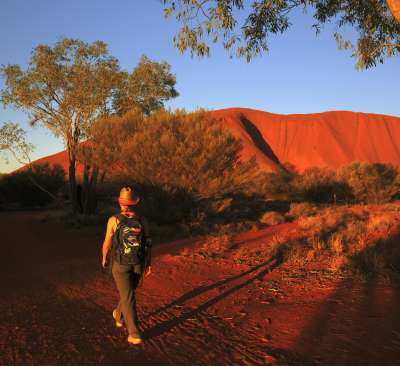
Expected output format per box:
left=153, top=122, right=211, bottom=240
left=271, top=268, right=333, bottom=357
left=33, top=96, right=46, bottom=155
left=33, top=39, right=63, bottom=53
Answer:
left=112, top=214, right=145, bottom=265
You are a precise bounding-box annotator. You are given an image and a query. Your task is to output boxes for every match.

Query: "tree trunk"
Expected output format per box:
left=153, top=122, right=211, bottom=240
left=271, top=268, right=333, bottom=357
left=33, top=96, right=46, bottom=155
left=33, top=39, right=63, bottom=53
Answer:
left=387, top=0, right=400, bottom=21
left=82, top=164, right=99, bottom=215
left=89, top=166, right=99, bottom=214
left=82, top=163, right=90, bottom=214
left=69, top=157, right=78, bottom=214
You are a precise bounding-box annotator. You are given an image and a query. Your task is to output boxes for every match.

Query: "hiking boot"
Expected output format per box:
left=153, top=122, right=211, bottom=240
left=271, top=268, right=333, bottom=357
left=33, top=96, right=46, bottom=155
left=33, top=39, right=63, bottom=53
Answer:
left=112, top=309, right=124, bottom=328
left=127, top=334, right=142, bottom=345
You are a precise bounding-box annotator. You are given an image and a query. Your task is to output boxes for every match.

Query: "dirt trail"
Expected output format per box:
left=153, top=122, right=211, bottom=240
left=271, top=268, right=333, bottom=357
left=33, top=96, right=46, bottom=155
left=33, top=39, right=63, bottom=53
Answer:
left=1, top=211, right=400, bottom=365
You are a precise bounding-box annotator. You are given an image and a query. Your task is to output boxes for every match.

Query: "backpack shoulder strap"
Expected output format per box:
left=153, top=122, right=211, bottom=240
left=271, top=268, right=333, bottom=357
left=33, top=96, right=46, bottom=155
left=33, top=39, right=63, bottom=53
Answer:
left=115, top=213, right=128, bottom=227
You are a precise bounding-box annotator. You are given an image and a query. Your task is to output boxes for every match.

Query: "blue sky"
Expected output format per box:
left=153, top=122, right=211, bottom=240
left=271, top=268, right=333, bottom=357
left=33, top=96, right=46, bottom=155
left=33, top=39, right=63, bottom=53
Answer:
left=0, top=0, right=399, bottom=173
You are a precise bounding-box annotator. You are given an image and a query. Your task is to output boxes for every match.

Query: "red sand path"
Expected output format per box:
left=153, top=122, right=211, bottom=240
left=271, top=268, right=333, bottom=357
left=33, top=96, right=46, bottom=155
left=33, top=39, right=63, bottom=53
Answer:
left=1, top=211, right=400, bottom=365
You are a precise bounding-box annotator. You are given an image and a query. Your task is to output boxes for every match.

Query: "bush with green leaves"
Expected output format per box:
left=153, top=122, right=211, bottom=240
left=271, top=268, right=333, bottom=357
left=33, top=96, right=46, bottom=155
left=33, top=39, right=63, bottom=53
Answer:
left=0, top=163, right=65, bottom=207
left=261, top=169, right=296, bottom=200
left=89, top=109, right=265, bottom=224
left=293, top=167, right=352, bottom=203
left=339, top=162, right=400, bottom=204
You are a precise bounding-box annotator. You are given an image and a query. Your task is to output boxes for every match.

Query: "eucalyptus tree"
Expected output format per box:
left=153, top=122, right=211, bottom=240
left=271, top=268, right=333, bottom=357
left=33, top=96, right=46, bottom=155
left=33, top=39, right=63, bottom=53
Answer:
left=115, top=55, right=179, bottom=116
left=1, top=38, right=122, bottom=212
left=1, top=38, right=179, bottom=214
left=161, top=0, right=400, bottom=69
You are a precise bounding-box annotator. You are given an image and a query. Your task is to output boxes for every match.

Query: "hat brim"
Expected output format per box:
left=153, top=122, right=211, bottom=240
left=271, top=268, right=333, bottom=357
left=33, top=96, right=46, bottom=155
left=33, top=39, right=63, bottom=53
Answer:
left=118, top=197, right=140, bottom=205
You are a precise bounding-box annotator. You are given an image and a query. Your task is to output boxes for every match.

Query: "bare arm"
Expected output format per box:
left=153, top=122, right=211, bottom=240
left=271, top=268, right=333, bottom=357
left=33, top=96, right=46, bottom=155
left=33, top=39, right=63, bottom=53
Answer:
left=102, top=216, right=116, bottom=268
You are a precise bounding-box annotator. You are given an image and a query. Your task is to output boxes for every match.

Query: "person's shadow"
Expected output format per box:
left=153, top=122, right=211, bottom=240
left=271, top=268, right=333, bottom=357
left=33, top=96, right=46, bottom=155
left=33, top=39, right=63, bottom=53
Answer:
left=143, top=256, right=279, bottom=339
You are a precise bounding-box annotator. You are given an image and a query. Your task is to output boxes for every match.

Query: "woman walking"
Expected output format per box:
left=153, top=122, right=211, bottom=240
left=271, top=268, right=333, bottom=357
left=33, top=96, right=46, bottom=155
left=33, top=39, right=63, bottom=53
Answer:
left=101, top=187, right=152, bottom=344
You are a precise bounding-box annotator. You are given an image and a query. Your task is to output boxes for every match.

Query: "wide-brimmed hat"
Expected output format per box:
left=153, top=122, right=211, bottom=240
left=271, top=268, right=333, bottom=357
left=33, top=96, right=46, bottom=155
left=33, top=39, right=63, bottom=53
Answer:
left=117, top=187, right=140, bottom=205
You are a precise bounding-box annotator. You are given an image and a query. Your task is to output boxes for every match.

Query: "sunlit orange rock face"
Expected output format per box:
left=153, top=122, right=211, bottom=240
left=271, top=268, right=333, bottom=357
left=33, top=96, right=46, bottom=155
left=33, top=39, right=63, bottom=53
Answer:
left=31, top=149, right=84, bottom=176
left=387, top=0, right=400, bottom=21
left=211, top=108, right=400, bottom=173
left=29, top=108, right=400, bottom=175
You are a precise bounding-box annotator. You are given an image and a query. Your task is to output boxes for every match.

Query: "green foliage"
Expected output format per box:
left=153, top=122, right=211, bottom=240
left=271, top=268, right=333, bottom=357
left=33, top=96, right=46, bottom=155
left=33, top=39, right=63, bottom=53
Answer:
left=282, top=163, right=399, bottom=205
left=339, top=161, right=400, bottom=204
left=92, top=109, right=263, bottom=198
left=1, top=38, right=179, bottom=213
left=0, top=121, right=34, bottom=165
left=0, top=38, right=122, bottom=139
left=161, top=0, right=400, bottom=68
left=89, top=109, right=265, bottom=224
left=114, top=55, right=179, bottom=115
left=0, top=163, right=65, bottom=207
left=0, top=38, right=123, bottom=212
left=262, top=168, right=296, bottom=200
left=293, top=167, right=352, bottom=203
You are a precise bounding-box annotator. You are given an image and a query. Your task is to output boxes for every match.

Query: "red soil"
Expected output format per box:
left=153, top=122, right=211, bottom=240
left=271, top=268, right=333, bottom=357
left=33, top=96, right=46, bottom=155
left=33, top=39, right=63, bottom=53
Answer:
left=2, top=211, right=400, bottom=365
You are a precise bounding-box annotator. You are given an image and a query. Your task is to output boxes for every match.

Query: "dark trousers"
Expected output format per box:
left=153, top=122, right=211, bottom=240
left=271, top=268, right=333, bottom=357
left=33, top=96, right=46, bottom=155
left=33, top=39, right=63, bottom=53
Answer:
left=112, top=261, right=142, bottom=337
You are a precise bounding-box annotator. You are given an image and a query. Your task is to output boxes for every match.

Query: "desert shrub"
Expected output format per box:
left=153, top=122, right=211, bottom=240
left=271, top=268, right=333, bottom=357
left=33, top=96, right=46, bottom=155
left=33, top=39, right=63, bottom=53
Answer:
left=0, top=163, right=65, bottom=207
left=259, top=211, right=286, bottom=226
left=262, top=168, right=296, bottom=200
left=288, top=202, right=321, bottom=220
left=339, top=162, right=400, bottom=204
left=367, top=212, right=398, bottom=232
left=269, top=237, right=318, bottom=267
left=293, top=167, right=352, bottom=203
left=379, top=203, right=400, bottom=213
left=232, top=234, right=286, bottom=265
left=349, top=232, right=400, bottom=278
left=200, top=193, right=270, bottom=225
left=90, top=109, right=265, bottom=225
left=297, top=206, right=368, bottom=239
left=255, top=203, right=400, bottom=279
left=194, top=235, right=232, bottom=259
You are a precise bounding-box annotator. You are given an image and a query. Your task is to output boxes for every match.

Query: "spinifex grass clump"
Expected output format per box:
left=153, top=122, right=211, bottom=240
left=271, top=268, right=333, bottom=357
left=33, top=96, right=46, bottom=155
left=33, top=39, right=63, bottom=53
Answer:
left=259, top=211, right=286, bottom=226
left=287, top=202, right=322, bottom=220
left=280, top=204, right=400, bottom=278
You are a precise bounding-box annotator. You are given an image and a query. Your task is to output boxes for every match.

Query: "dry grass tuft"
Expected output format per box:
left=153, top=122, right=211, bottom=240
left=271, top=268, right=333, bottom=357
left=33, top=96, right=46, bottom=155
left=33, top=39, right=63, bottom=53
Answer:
left=259, top=211, right=286, bottom=226
left=274, top=204, right=400, bottom=279
left=288, top=202, right=320, bottom=220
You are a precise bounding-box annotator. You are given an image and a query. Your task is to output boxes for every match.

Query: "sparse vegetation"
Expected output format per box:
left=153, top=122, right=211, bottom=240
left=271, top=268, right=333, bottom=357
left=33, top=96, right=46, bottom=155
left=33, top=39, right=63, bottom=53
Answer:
left=287, top=202, right=321, bottom=220
left=0, top=163, right=65, bottom=207
left=161, top=0, right=400, bottom=69
left=275, top=205, right=400, bottom=279
left=338, top=162, right=400, bottom=204
left=1, top=38, right=179, bottom=214
left=293, top=167, right=352, bottom=203
left=215, top=201, right=400, bottom=281
left=259, top=211, right=286, bottom=226
left=87, top=109, right=266, bottom=228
